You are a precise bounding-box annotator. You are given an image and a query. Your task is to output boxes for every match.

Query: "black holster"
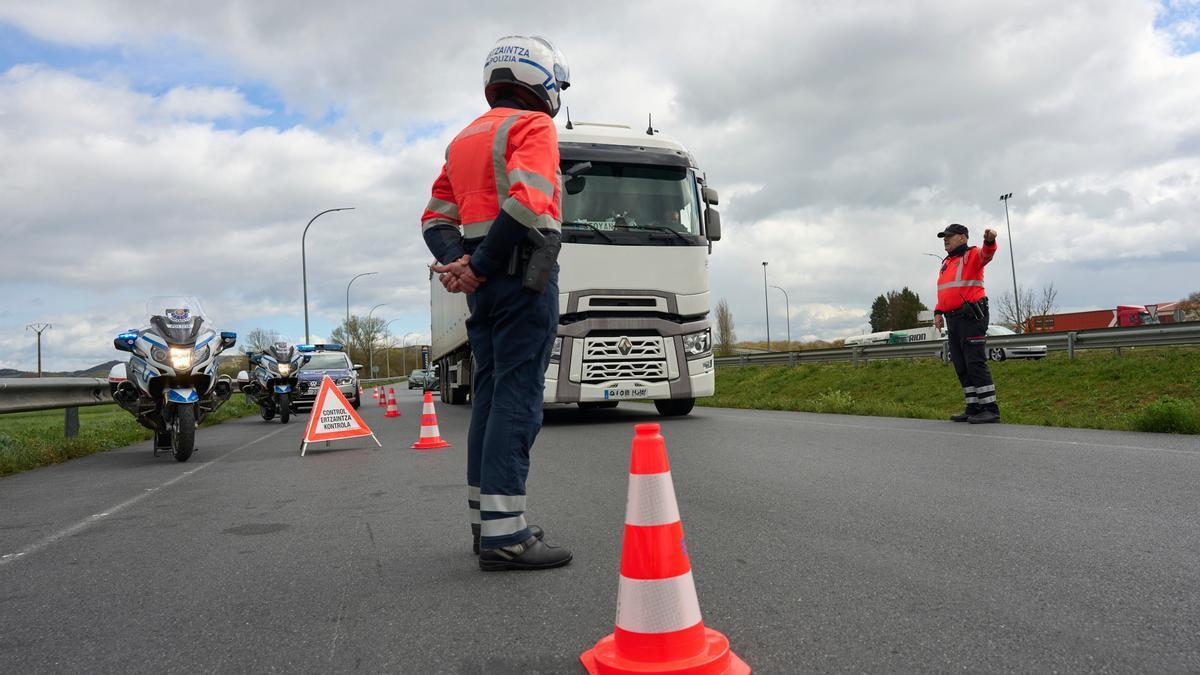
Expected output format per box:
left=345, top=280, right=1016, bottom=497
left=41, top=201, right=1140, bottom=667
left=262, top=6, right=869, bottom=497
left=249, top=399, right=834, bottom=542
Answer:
left=517, top=229, right=561, bottom=294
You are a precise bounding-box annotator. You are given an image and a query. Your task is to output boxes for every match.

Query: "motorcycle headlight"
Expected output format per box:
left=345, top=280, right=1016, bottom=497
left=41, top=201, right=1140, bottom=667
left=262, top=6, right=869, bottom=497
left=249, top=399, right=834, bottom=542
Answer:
left=151, top=346, right=169, bottom=364
left=193, top=344, right=210, bottom=364
left=550, top=336, right=563, bottom=361
left=170, top=347, right=193, bottom=370
left=683, top=329, right=712, bottom=357
left=278, top=363, right=291, bottom=375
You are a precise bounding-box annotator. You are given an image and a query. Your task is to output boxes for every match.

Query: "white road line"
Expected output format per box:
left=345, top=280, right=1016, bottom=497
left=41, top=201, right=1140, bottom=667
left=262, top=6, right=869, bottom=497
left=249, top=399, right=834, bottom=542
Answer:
left=0, top=425, right=292, bottom=568
left=703, top=406, right=1200, bottom=457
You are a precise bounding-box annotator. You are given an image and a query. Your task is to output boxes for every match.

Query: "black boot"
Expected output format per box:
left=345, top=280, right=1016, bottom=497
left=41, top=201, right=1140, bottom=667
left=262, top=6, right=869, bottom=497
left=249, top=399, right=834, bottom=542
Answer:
left=479, top=535, right=572, bottom=571
left=473, top=525, right=543, bottom=555
left=968, top=410, right=1001, bottom=424
left=950, top=407, right=980, bottom=422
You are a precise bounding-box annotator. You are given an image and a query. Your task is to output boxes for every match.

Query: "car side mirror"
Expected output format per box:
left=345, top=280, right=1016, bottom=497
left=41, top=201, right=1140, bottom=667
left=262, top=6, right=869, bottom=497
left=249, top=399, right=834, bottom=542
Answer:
left=220, top=331, right=237, bottom=349
left=705, top=208, right=722, bottom=241
left=702, top=186, right=719, bottom=206
left=353, top=364, right=363, bottom=371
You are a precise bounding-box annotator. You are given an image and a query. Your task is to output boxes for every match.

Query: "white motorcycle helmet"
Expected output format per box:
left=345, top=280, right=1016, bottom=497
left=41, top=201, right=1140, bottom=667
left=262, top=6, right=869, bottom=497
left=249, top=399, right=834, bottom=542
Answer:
left=484, top=35, right=570, bottom=118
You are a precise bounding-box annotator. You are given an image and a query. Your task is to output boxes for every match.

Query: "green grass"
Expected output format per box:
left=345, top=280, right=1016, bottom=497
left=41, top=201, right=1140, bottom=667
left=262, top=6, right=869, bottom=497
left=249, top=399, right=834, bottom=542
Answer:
left=0, top=397, right=260, bottom=477
left=700, top=347, right=1200, bottom=434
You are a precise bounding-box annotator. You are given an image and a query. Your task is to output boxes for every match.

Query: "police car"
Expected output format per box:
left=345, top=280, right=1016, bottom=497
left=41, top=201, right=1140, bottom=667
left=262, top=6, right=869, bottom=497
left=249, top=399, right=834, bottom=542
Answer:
left=293, top=343, right=363, bottom=409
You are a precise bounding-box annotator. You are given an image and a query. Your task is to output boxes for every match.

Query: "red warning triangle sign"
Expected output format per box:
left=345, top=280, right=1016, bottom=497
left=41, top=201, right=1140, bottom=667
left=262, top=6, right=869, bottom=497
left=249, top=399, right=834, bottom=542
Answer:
left=300, top=376, right=381, bottom=456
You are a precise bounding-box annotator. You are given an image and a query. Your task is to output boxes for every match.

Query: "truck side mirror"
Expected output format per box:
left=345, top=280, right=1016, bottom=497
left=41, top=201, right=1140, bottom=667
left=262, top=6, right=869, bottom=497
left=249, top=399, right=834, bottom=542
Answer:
left=705, top=208, right=722, bottom=241
left=702, top=186, right=719, bottom=206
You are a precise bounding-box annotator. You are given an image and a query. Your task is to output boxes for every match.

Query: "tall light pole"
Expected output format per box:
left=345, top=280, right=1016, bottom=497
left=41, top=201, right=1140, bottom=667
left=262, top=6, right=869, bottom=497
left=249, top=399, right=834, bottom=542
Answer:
left=770, top=286, right=790, bottom=350
left=366, top=303, right=388, bottom=378
left=401, top=331, right=421, bottom=377
left=999, top=193, right=1020, bottom=329
left=761, top=262, right=770, bottom=352
left=378, top=318, right=401, bottom=377
left=346, top=271, right=378, bottom=325
left=301, top=207, right=354, bottom=344
left=26, top=323, right=51, bottom=377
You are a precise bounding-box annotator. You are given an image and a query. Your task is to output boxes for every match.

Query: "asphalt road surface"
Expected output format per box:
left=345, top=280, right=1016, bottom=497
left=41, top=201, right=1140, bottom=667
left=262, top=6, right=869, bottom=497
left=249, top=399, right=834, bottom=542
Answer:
left=2, top=390, right=1198, bottom=673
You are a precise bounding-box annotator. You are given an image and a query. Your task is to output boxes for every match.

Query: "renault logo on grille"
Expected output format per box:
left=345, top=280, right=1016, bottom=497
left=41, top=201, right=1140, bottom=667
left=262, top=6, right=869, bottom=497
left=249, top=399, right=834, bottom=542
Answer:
left=617, top=337, right=633, bottom=355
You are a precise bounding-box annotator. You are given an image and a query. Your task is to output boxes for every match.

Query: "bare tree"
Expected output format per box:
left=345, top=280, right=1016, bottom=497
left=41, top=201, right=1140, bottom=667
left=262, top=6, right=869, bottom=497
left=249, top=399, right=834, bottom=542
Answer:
left=241, top=328, right=275, bottom=354
left=330, top=315, right=386, bottom=371
left=995, top=282, right=1058, bottom=332
left=715, top=299, right=737, bottom=356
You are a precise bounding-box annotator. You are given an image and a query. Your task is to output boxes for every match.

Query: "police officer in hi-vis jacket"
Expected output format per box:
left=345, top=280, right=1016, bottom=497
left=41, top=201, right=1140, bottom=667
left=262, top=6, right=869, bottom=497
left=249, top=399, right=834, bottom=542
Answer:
left=934, top=223, right=1002, bottom=424
left=420, top=35, right=572, bottom=570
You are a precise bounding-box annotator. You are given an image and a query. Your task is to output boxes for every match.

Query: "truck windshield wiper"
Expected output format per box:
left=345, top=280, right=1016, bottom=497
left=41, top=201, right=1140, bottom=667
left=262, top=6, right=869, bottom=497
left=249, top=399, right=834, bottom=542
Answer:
left=562, top=221, right=615, bottom=243
left=625, top=224, right=691, bottom=243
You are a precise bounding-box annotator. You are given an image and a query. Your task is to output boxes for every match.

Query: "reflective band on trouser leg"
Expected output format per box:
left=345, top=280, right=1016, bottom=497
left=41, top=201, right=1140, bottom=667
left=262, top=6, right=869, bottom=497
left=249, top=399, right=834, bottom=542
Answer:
left=978, top=395, right=997, bottom=404
left=480, top=493, right=526, bottom=513
left=468, top=485, right=480, bottom=525
left=480, top=514, right=527, bottom=538
left=614, top=572, right=706, bottom=663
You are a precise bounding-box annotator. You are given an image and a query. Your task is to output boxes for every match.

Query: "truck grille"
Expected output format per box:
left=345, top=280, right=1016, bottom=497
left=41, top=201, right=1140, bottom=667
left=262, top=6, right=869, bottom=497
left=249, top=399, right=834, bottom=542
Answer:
left=582, top=361, right=666, bottom=383
left=583, top=336, right=664, bottom=359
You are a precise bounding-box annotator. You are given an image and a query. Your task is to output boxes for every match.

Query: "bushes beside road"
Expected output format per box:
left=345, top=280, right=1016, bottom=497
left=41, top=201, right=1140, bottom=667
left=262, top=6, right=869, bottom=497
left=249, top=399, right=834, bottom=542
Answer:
left=701, top=347, right=1200, bottom=434
left=0, top=397, right=259, bottom=477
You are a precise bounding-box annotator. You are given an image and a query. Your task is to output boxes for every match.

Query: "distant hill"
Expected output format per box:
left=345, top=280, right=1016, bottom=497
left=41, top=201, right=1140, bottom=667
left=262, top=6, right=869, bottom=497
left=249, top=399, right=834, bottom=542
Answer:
left=0, top=360, right=122, bottom=379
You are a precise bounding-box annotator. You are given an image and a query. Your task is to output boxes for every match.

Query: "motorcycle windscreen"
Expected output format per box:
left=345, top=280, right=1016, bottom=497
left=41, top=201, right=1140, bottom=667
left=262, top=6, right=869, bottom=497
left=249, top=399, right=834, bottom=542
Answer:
left=145, top=296, right=210, bottom=345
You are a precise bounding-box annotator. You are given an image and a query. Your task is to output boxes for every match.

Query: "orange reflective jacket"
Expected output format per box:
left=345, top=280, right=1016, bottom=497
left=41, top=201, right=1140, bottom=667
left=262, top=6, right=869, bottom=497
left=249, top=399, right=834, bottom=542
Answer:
left=421, top=107, right=561, bottom=242
left=936, top=242, right=997, bottom=313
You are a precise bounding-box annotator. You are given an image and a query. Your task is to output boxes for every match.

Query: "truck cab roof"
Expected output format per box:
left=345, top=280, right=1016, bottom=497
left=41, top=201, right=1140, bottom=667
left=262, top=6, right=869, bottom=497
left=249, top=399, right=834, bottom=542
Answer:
left=559, top=122, right=696, bottom=168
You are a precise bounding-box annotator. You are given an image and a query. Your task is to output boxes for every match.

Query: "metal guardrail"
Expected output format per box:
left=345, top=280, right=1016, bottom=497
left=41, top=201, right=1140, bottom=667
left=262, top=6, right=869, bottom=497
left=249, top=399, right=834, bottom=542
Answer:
left=715, top=321, right=1200, bottom=369
left=0, top=377, right=114, bottom=438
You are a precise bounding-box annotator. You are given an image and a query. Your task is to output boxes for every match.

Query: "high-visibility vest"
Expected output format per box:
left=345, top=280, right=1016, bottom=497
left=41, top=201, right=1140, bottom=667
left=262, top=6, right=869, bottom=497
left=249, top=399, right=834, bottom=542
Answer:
left=936, top=242, right=997, bottom=312
left=420, top=107, right=561, bottom=242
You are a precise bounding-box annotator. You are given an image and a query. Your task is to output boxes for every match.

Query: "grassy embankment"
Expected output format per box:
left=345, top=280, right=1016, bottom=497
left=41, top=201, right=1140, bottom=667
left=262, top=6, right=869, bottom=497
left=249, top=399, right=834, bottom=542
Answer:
left=700, top=347, right=1200, bottom=434
left=0, top=397, right=260, bottom=477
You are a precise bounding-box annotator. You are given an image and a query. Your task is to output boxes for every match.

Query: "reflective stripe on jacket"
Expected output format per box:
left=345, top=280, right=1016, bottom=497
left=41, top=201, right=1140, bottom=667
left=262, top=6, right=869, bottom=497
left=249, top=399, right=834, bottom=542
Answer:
left=935, top=242, right=997, bottom=312
left=420, top=107, right=561, bottom=241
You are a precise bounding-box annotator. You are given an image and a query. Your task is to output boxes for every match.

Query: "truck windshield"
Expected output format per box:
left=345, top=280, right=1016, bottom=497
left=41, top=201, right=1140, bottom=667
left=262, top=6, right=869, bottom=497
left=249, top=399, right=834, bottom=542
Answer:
left=561, top=162, right=704, bottom=246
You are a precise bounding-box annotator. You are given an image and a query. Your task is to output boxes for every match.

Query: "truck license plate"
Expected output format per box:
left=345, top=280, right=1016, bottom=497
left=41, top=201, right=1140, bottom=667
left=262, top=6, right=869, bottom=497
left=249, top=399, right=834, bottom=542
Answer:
left=603, top=386, right=648, bottom=400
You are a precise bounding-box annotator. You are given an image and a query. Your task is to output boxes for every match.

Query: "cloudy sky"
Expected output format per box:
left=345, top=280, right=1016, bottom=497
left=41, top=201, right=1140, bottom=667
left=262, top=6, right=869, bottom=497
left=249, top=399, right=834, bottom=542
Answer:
left=2, top=0, right=1198, bottom=371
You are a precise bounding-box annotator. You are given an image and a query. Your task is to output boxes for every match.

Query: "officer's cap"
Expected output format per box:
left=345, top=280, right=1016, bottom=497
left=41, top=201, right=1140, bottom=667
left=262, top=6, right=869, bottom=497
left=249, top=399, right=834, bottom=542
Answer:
left=936, top=223, right=969, bottom=238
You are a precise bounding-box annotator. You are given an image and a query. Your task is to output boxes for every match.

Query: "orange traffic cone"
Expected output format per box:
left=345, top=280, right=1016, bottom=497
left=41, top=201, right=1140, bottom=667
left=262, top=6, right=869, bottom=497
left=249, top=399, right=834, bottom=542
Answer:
left=377, top=386, right=386, bottom=407
left=580, top=423, right=749, bottom=675
left=373, top=387, right=380, bottom=400
left=411, top=390, right=451, bottom=450
left=384, top=387, right=401, bottom=418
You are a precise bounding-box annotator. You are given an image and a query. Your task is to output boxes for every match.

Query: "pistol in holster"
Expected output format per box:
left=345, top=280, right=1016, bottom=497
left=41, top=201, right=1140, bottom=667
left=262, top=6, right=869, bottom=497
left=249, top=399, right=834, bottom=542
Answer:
left=505, top=228, right=561, bottom=294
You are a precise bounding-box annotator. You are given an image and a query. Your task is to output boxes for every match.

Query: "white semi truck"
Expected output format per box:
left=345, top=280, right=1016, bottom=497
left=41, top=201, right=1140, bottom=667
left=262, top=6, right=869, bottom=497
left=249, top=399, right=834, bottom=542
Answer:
left=430, top=121, right=722, bottom=416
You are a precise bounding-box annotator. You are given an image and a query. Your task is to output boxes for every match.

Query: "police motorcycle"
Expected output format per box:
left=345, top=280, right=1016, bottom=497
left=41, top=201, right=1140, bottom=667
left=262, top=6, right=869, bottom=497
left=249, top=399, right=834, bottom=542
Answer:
left=111, top=297, right=237, bottom=462
left=238, top=335, right=306, bottom=424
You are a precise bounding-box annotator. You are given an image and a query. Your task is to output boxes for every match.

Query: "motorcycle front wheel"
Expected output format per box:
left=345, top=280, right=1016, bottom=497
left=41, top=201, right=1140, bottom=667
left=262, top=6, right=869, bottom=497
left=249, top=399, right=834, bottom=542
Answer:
left=278, top=392, right=290, bottom=424
left=172, top=404, right=196, bottom=462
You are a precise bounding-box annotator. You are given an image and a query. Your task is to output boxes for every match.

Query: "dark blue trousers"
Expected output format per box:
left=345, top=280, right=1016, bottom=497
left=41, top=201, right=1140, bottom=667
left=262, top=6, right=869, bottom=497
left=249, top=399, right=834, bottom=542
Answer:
left=465, top=268, right=558, bottom=549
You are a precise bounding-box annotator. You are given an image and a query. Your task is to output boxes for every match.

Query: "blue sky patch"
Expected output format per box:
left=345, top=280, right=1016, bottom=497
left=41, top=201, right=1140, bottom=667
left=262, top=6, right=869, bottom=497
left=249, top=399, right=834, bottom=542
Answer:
left=1156, top=1, right=1200, bottom=55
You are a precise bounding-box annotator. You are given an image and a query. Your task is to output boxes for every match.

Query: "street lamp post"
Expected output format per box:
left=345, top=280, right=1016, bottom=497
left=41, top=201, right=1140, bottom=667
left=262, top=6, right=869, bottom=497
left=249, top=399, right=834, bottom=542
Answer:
left=26, top=323, right=51, bottom=377
left=346, top=271, right=378, bottom=325
left=999, top=193, right=1020, bottom=330
left=379, top=318, right=401, bottom=377
left=302, top=207, right=355, bottom=344
left=401, top=331, right=421, bottom=378
left=770, top=286, right=790, bottom=350
left=761, top=262, right=770, bottom=352
left=366, top=303, right=388, bottom=378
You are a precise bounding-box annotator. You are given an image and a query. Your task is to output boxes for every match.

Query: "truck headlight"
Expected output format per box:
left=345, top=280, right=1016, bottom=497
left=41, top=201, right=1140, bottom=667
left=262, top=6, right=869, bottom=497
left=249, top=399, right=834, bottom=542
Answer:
left=683, top=329, right=712, bottom=357
left=170, top=347, right=193, bottom=370
left=550, top=336, right=563, bottom=361
left=278, top=363, right=291, bottom=375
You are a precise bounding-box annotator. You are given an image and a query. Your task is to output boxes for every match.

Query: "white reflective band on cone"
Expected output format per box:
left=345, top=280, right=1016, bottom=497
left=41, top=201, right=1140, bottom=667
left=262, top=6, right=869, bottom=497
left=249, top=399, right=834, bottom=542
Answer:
left=480, top=514, right=527, bottom=537
left=420, top=424, right=441, bottom=439
left=423, top=402, right=436, bottom=415
left=616, top=571, right=703, bottom=634
left=624, top=473, right=681, bottom=527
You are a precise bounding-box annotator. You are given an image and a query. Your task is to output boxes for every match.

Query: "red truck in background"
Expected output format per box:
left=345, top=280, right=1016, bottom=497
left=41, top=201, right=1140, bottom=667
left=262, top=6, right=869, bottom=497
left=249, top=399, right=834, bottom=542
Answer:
left=1025, top=305, right=1157, bottom=333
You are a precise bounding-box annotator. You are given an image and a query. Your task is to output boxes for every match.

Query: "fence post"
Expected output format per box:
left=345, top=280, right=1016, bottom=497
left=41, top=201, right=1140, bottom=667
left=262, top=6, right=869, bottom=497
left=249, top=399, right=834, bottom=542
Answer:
left=852, top=347, right=860, bottom=368
left=788, top=352, right=797, bottom=367
left=1067, top=332, right=1076, bottom=361
left=65, top=406, right=80, bottom=438
left=1113, top=346, right=1121, bottom=358
left=739, top=355, right=747, bottom=366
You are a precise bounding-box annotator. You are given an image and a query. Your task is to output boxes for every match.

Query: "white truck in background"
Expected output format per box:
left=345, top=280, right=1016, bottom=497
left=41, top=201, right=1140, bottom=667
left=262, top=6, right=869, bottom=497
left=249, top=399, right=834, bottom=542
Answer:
left=430, top=121, right=722, bottom=416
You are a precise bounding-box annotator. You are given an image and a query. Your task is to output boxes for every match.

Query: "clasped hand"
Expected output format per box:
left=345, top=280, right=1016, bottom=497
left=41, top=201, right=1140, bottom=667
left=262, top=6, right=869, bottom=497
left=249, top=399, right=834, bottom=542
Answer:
left=431, top=255, right=487, bottom=294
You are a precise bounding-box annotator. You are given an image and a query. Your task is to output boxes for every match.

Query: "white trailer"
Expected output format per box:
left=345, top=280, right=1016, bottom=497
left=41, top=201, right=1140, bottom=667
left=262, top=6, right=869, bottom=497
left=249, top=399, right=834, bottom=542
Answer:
left=430, top=122, right=722, bottom=416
